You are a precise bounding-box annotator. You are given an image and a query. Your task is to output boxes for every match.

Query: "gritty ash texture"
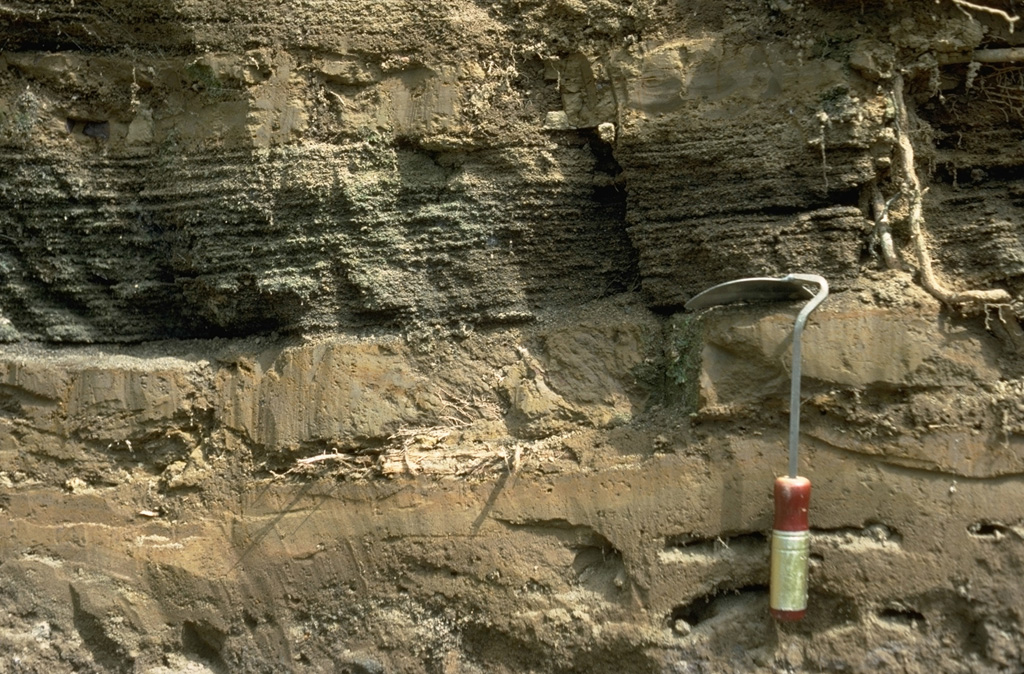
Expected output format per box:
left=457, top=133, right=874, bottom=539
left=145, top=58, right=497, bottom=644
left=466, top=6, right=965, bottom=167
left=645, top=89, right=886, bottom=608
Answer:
left=1, top=0, right=1024, bottom=673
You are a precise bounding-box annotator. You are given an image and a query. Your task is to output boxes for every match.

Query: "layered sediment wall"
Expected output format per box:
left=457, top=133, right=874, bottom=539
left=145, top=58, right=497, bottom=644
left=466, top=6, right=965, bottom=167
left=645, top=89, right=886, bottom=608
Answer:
left=1, top=1, right=1024, bottom=672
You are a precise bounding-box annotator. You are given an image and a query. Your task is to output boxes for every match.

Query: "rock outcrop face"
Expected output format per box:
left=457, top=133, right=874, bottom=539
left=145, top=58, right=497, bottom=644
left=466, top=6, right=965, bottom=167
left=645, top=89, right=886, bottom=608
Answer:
left=2, top=1, right=1024, bottom=672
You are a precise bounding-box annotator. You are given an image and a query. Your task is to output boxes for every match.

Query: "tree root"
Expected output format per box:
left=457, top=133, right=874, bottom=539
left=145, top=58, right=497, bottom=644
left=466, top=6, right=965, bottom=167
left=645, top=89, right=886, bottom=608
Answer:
left=869, top=181, right=901, bottom=270
left=950, top=0, right=1020, bottom=32
left=889, top=73, right=1013, bottom=315
left=939, top=47, right=1024, bottom=65
left=989, top=304, right=1024, bottom=353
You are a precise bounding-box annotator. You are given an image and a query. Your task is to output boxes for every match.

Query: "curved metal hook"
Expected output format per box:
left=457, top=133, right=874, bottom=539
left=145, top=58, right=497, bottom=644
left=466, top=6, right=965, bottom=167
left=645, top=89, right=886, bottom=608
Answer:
left=784, top=274, right=828, bottom=478
left=685, top=273, right=829, bottom=477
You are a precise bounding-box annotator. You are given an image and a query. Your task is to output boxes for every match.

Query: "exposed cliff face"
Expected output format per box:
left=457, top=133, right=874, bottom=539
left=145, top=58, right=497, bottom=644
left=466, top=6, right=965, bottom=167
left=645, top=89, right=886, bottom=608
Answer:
left=2, top=1, right=1024, bottom=672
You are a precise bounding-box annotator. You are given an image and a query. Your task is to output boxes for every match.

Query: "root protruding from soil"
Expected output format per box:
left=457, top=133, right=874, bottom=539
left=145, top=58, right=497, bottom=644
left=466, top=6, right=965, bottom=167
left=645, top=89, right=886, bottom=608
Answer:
left=949, top=0, right=1020, bottom=32
left=869, top=181, right=901, bottom=271
left=888, top=73, right=1013, bottom=315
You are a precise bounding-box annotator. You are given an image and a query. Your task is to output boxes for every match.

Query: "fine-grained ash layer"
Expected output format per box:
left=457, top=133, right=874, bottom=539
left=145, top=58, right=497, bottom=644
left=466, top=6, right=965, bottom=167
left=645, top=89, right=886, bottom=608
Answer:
left=2, top=0, right=1024, bottom=672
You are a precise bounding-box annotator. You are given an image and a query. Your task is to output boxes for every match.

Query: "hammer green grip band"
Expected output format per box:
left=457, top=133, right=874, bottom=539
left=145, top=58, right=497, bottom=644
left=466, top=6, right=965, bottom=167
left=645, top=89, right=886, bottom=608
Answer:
left=770, top=529, right=809, bottom=612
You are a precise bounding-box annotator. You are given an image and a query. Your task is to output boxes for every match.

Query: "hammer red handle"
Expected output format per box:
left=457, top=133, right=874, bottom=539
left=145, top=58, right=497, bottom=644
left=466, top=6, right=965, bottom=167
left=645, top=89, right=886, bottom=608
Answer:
left=770, top=476, right=811, bottom=621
